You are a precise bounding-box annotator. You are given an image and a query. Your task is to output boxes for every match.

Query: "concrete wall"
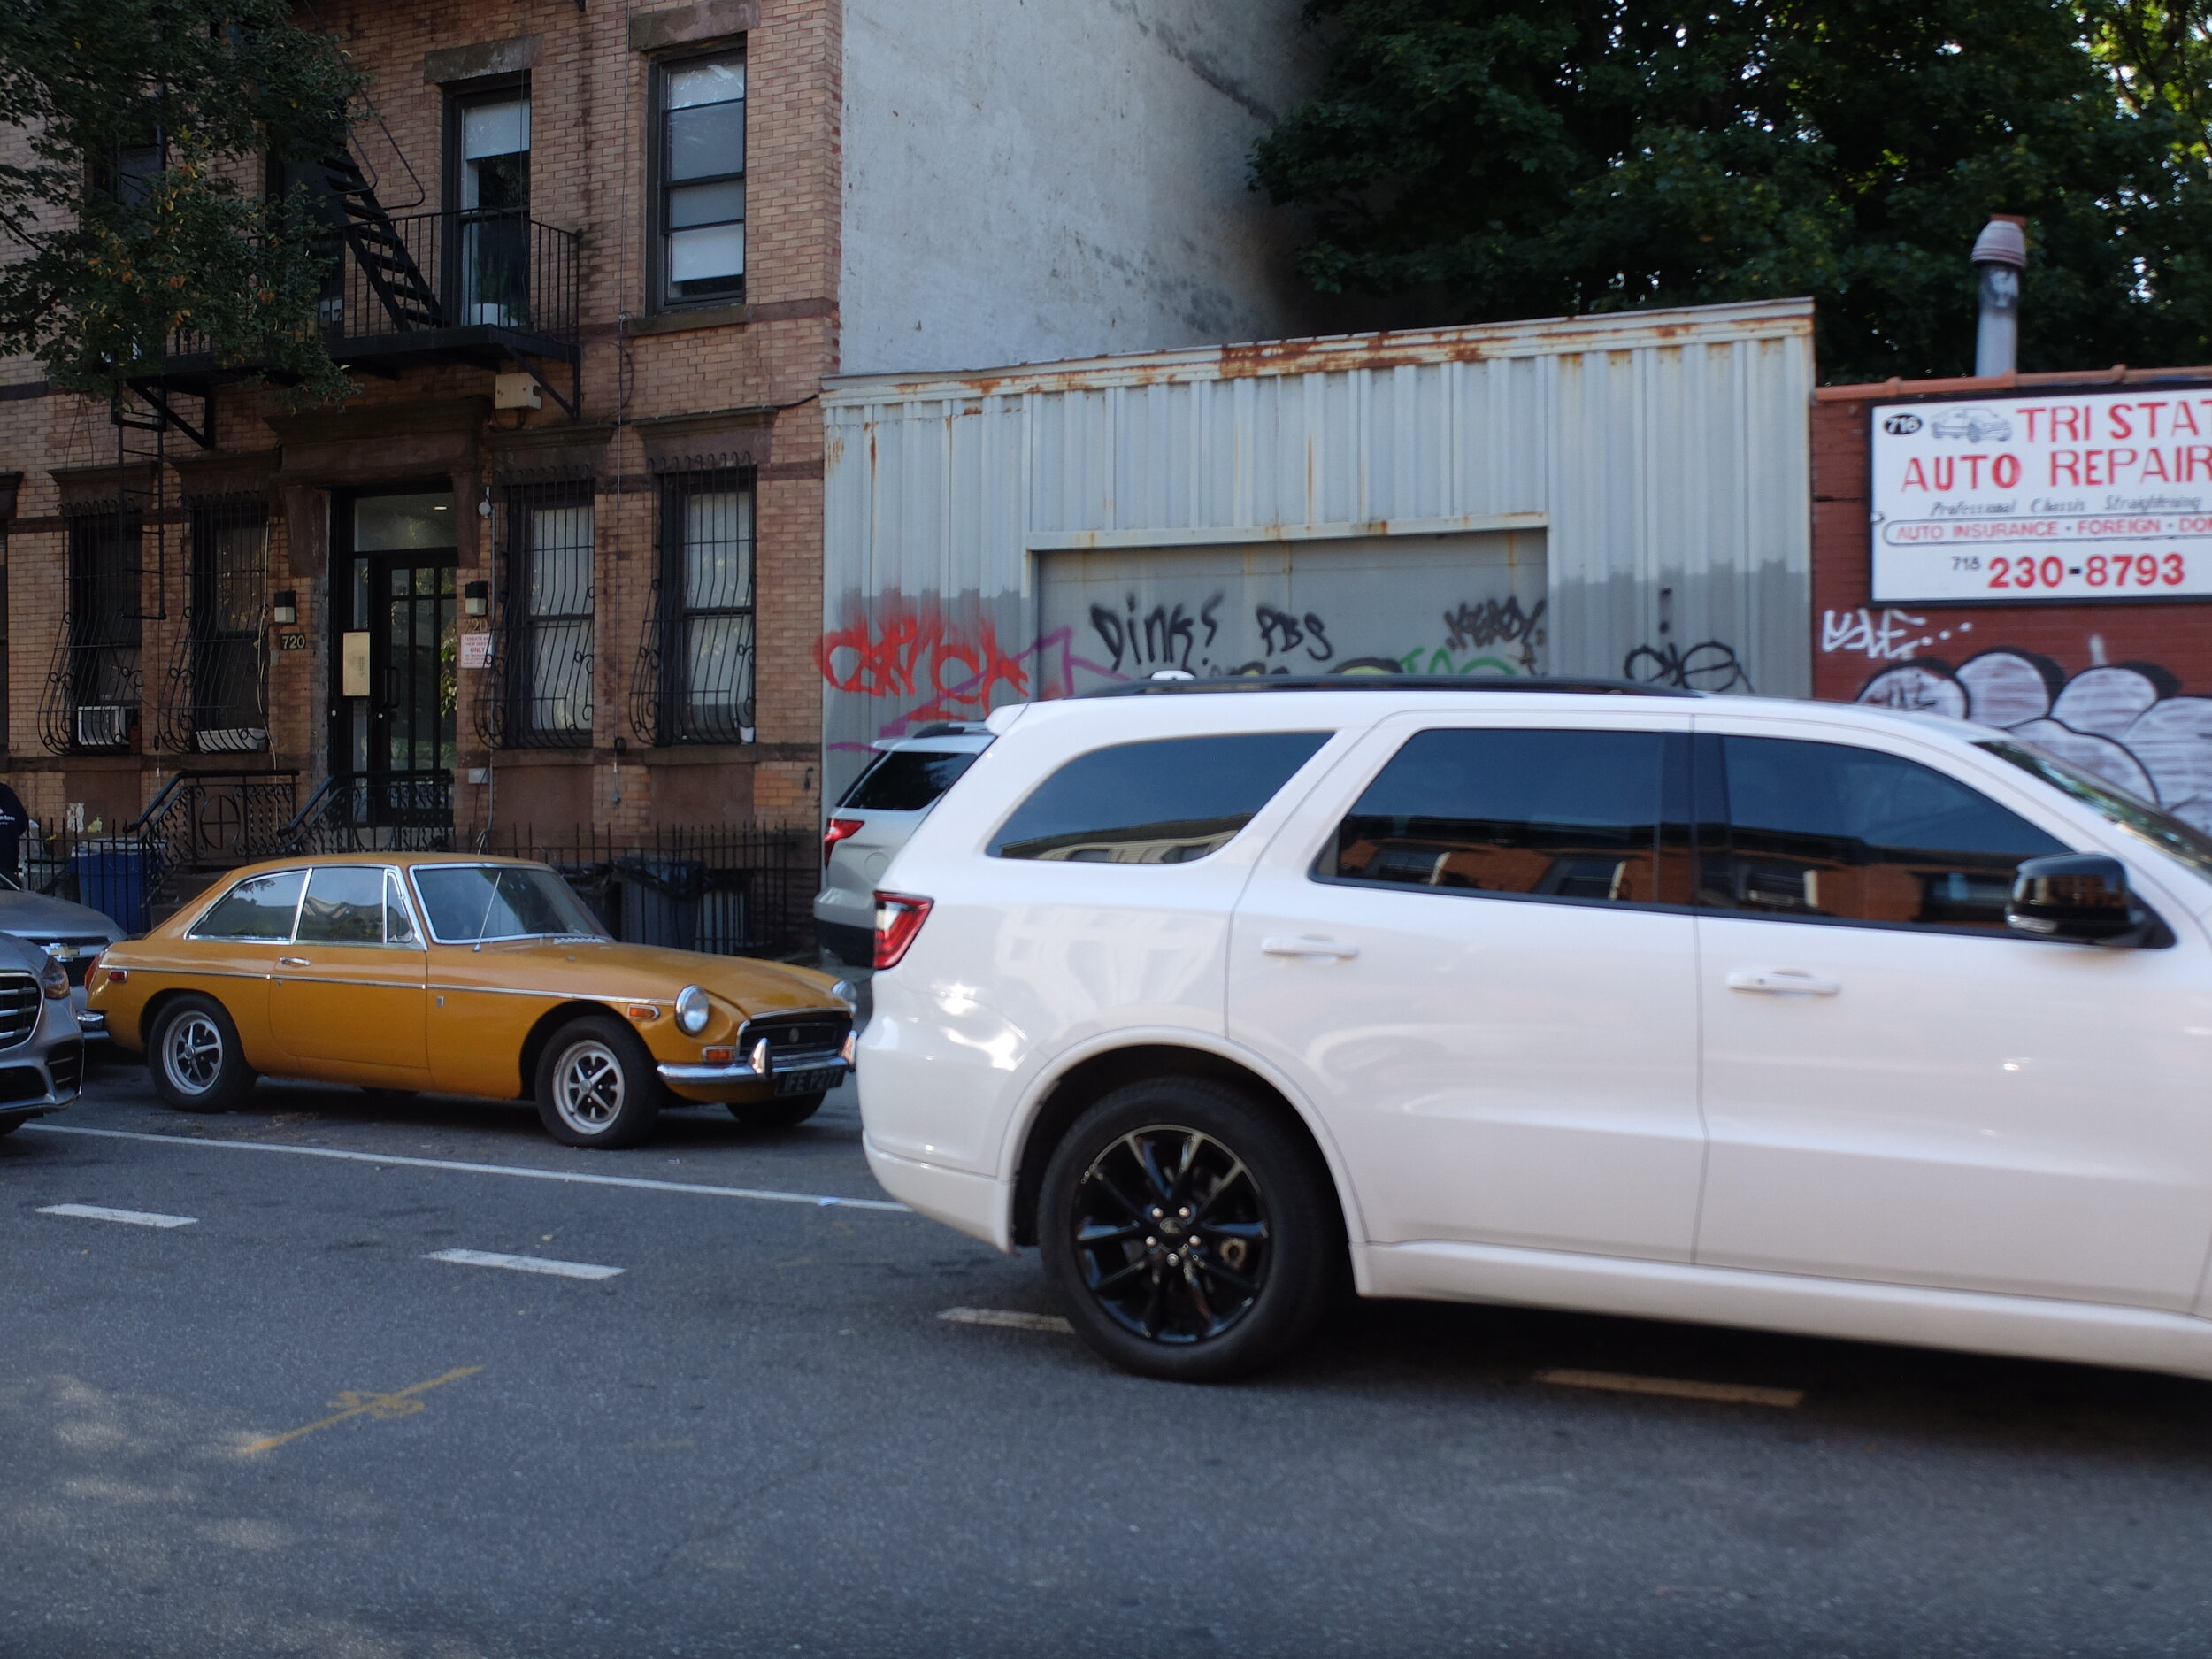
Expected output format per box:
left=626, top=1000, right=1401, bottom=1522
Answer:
left=838, top=0, right=1318, bottom=375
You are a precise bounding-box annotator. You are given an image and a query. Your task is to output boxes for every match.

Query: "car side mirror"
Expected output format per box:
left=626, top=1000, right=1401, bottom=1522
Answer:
left=2007, top=855, right=2150, bottom=945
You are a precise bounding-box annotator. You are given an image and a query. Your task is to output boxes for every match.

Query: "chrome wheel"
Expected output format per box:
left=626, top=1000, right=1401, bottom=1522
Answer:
left=1070, top=1125, right=1271, bottom=1345
left=551, top=1039, right=626, bottom=1135
left=161, top=1012, right=225, bottom=1097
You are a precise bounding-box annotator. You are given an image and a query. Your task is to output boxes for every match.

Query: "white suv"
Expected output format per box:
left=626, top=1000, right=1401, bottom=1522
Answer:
left=860, top=678, right=2212, bottom=1382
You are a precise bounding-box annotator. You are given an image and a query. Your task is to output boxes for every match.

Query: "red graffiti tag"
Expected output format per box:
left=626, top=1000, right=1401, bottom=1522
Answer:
left=817, top=604, right=1032, bottom=714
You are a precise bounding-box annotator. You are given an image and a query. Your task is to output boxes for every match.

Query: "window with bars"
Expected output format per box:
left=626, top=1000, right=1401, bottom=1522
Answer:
left=182, top=498, right=269, bottom=752
left=490, top=482, right=595, bottom=747
left=630, top=470, right=754, bottom=745
left=655, top=53, right=745, bottom=308
left=50, top=508, right=143, bottom=752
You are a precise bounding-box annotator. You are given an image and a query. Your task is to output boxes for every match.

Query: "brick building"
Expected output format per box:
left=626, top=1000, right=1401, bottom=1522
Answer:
left=0, top=0, right=1313, bottom=936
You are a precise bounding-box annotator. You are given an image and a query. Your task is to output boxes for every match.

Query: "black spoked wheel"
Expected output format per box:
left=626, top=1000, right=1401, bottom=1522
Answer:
left=1072, top=1125, right=1270, bottom=1345
left=1040, top=1076, right=1338, bottom=1383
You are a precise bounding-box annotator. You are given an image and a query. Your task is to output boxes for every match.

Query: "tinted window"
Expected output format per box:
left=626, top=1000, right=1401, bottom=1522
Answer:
left=192, top=870, right=304, bottom=941
left=411, top=865, right=608, bottom=942
left=296, top=866, right=388, bottom=944
left=1705, top=736, right=2067, bottom=928
left=843, top=749, right=979, bottom=812
left=989, top=733, right=1331, bottom=864
left=1334, top=730, right=1673, bottom=902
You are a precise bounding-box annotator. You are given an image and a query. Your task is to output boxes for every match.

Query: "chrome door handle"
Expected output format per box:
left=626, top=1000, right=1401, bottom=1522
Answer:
left=1261, top=936, right=1360, bottom=960
left=1726, top=968, right=1840, bottom=996
left=277, top=956, right=311, bottom=967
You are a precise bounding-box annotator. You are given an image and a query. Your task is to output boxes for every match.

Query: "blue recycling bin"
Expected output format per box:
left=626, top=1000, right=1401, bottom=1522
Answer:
left=66, top=841, right=147, bottom=934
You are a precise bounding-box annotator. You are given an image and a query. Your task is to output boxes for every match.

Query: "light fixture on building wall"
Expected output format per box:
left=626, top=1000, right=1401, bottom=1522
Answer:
left=272, top=589, right=297, bottom=626
left=464, top=580, right=490, bottom=618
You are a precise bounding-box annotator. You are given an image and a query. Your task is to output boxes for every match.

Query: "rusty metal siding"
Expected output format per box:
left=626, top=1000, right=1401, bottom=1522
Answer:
left=821, top=299, right=1814, bottom=790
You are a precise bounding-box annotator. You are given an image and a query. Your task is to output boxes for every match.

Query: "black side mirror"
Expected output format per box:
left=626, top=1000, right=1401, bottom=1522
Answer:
left=2007, top=855, right=2149, bottom=945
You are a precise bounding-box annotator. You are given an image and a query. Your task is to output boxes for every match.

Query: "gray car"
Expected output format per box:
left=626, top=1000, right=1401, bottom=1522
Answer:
left=0, top=872, right=122, bottom=1041
left=0, top=931, right=84, bottom=1135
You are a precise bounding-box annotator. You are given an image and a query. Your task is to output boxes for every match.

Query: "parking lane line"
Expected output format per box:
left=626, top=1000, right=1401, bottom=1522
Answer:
left=427, top=1248, right=624, bottom=1280
left=1532, top=1368, right=1805, bottom=1409
left=939, top=1306, right=1074, bottom=1334
left=238, top=1366, right=483, bottom=1456
left=37, top=1203, right=197, bottom=1229
left=25, top=1123, right=908, bottom=1212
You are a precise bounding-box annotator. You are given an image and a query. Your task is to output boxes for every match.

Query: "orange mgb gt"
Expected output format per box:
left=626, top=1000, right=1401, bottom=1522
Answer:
left=87, top=855, right=854, bottom=1149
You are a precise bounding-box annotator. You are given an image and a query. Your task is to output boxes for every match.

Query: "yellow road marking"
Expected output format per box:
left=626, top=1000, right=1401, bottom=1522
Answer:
left=1532, top=1368, right=1804, bottom=1409
left=236, top=1366, right=483, bottom=1456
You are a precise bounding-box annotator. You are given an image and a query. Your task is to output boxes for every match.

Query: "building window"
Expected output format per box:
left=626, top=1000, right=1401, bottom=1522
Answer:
left=181, top=499, right=270, bottom=753
left=656, top=54, right=745, bottom=308
left=488, top=482, right=594, bottom=748
left=45, top=507, right=142, bottom=753
left=631, top=471, right=754, bottom=745
left=449, top=83, right=530, bottom=326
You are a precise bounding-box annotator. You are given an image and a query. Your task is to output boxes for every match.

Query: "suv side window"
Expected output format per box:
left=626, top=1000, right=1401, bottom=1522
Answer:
left=1700, top=735, right=2068, bottom=929
left=989, top=733, right=1331, bottom=864
left=190, top=869, right=305, bottom=940
left=1331, top=728, right=1679, bottom=904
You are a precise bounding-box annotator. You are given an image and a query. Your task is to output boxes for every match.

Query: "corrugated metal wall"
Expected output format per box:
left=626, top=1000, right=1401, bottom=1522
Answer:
left=820, top=299, right=1814, bottom=794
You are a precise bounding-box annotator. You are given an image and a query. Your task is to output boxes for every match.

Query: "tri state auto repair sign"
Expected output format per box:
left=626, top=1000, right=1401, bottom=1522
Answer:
left=1870, top=387, right=2212, bottom=603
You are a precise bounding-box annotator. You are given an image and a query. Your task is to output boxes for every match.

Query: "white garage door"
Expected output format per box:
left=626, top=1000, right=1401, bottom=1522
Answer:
left=1039, top=532, right=1547, bottom=684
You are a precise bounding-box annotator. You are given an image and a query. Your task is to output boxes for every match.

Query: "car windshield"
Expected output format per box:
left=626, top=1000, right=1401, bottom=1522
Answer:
left=1979, top=738, right=2212, bottom=888
left=410, top=864, right=609, bottom=943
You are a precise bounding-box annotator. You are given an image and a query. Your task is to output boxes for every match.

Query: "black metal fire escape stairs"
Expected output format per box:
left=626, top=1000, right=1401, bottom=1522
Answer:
left=316, top=149, right=444, bottom=334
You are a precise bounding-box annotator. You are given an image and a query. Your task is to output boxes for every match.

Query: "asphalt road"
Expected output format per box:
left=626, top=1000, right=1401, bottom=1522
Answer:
left=7, top=1056, right=2212, bottom=1658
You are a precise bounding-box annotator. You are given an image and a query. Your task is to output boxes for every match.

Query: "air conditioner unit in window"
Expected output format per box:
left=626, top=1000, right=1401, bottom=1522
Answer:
left=75, top=705, right=131, bottom=749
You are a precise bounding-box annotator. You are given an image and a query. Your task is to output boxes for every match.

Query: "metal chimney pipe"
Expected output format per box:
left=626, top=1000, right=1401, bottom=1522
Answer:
left=1972, top=214, right=2029, bottom=378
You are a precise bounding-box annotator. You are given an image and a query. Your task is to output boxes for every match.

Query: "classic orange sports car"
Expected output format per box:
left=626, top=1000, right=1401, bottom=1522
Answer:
left=87, top=853, right=855, bottom=1148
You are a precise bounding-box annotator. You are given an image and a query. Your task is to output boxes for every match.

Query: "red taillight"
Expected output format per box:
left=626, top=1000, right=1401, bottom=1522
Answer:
left=873, top=892, right=933, bottom=970
left=823, top=817, right=864, bottom=867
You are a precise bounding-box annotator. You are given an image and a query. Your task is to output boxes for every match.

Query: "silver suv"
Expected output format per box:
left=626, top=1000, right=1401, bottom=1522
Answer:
left=0, top=932, right=84, bottom=1136
left=816, top=726, right=992, bottom=967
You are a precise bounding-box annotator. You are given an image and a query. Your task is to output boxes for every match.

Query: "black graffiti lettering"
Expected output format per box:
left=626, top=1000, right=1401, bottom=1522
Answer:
left=1623, top=640, right=1753, bottom=694
left=1302, top=613, right=1333, bottom=662
left=1200, top=593, right=1223, bottom=649
left=1088, top=604, right=1128, bottom=670
left=1442, top=596, right=1547, bottom=653
left=1256, top=604, right=1307, bottom=656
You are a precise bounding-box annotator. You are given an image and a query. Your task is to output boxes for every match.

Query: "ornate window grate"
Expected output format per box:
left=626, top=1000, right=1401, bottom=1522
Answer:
left=480, top=477, right=594, bottom=749
left=629, top=467, right=754, bottom=746
left=159, top=495, right=270, bottom=753
left=42, top=504, right=144, bottom=754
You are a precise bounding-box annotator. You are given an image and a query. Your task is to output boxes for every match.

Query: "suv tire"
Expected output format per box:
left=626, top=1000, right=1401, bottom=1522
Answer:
left=1039, top=1076, right=1338, bottom=1382
left=535, top=1016, right=663, bottom=1149
left=150, top=994, right=257, bottom=1113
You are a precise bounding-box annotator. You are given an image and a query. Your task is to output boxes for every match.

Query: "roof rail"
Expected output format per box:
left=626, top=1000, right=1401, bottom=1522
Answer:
left=1076, top=675, right=1698, bottom=700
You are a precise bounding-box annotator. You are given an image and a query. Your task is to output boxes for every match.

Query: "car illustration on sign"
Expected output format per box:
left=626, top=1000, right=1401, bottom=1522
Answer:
left=1930, top=406, right=2013, bottom=442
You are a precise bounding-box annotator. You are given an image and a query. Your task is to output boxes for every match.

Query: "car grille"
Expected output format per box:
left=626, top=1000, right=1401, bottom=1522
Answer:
left=25, top=938, right=108, bottom=987
left=47, top=1041, right=82, bottom=1096
left=736, top=1010, right=851, bottom=1066
left=0, top=973, right=38, bottom=1049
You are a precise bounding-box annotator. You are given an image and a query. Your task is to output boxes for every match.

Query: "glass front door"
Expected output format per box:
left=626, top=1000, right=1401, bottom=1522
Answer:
left=334, top=491, right=459, bottom=829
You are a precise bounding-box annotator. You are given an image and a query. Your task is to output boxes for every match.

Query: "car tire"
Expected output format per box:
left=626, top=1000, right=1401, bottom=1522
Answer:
left=149, top=994, right=257, bottom=1113
left=1038, top=1076, right=1339, bottom=1383
left=726, top=1091, right=826, bottom=1131
left=534, top=1016, right=662, bottom=1149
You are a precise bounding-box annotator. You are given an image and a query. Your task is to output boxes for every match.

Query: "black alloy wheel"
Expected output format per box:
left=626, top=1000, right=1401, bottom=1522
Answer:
left=149, top=994, right=257, bottom=1113
left=1039, top=1076, right=1338, bottom=1382
left=727, top=1091, right=826, bottom=1131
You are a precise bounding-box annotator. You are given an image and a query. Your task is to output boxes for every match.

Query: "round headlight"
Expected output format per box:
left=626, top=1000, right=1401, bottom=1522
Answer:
left=675, top=984, right=712, bottom=1035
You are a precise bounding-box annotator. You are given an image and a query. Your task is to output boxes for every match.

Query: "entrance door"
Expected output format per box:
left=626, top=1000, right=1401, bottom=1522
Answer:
left=332, top=491, right=458, bottom=829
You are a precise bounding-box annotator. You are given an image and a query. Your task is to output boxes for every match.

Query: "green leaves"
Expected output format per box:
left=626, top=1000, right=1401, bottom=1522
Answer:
left=1253, top=0, right=2212, bottom=380
left=0, top=0, right=363, bottom=401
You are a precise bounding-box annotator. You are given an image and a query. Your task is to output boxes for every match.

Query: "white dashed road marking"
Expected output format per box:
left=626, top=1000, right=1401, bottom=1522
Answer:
left=27, top=1123, right=906, bottom=1211
left=1532, top=1368, right=1805, bottom=1409
left=37, top=1203, right=198, bottom=1229
left=939, top=1306, right=1073, bottom=1334
left=426, top=1248, right=625, bottom=1280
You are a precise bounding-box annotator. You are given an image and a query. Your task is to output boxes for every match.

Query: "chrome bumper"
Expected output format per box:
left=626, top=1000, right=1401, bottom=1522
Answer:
left=658, top=1051, right=850, bottom=1085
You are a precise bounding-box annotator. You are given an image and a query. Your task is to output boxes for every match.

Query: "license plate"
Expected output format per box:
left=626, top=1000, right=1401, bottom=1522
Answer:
left=774, top=1067, right=842, bottom=1096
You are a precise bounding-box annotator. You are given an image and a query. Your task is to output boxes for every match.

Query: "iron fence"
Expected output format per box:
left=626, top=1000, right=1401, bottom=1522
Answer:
left=483, top=825, right=815, bottom=959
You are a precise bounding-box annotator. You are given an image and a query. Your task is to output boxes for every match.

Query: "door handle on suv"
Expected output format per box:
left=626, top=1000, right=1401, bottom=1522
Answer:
left=277, top=956, right=311, bottom=968
left=1725, top=968, right=1840, bottom=996
left=1261, top=936, right=1360, bottom=960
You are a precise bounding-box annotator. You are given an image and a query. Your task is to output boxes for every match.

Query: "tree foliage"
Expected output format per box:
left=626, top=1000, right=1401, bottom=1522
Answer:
left=0, top=0, right=362, bottom=401
left=1251, top=1, right=2212, bottom=380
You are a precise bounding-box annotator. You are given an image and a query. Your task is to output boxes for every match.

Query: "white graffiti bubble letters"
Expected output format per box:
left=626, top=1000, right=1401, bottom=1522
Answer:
left=1821, top=607, right=1929, bottom=662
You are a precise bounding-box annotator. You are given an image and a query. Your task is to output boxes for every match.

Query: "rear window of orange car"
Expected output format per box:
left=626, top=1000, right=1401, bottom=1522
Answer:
left=191, top=870, right=305, bottom=940
left=411, top=864, right=608, bottom=942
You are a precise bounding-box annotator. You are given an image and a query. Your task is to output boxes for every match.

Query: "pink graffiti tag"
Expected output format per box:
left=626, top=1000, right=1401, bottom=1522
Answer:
left=818, top=603, right=1128, bottom=741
